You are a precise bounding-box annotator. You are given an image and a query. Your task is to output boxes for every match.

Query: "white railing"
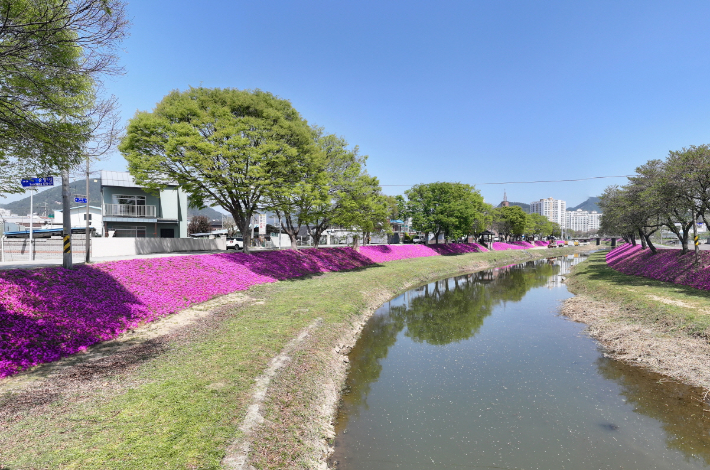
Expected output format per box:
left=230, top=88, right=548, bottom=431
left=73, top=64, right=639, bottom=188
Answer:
left=103, top=204, right=157, bottom=217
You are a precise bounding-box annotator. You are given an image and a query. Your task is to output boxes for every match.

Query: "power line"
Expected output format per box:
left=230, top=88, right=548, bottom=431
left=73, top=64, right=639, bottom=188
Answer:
left=379, top=175, right=633, bottom=187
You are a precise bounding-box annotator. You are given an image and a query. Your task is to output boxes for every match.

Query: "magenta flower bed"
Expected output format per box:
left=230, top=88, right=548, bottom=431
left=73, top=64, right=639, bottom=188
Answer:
left=429, top=243, right=488, bottom=255
left=0, top=244, right=485, bottom=378
left=510, top=241, right=534, bottom=248
left=492, top=242, right=529, bottom=251
left=357, top=244, right=438, bottom=262
left=358, top=243, right=487, bottom=262
left=606, top=244, right=710, bottom=290
left=534, top=240, right=550, bottom=247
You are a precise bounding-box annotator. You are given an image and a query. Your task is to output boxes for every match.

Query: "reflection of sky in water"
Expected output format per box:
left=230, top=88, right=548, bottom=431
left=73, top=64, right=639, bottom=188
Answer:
left=332, top=256, right=710, bottom=470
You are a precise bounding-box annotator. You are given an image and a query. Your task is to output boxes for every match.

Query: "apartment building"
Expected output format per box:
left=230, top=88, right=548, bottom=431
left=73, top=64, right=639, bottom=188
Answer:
left=530, top=197, right=567, bottom=228
left=565, top=209, right=601, bottom=233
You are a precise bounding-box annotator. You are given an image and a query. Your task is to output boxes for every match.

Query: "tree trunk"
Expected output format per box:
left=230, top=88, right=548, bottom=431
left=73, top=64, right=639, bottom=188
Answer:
left=644, top=232, right=657, bottom=254
left=638, top=229, right=647, bottom=249
left=278, top=213, right=301, bottom=250
left=240, top=226, right=252, bottom=254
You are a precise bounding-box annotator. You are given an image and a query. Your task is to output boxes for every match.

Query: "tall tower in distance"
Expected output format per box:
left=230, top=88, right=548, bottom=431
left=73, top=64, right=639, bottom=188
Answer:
left=501, top=190, right=510, bottom=207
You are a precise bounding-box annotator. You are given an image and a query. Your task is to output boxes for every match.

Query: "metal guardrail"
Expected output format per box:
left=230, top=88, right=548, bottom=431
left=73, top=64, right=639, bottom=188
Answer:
left=103, top=204, right=156, bottom=217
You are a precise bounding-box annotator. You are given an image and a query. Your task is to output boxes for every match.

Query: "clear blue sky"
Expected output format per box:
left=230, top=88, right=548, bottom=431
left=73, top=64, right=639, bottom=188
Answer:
left=9, top=0, right=710, bottom=208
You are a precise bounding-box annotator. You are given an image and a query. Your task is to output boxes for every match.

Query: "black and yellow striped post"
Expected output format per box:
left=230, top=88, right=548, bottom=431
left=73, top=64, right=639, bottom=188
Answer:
left=695, top=235, right=700, bottom=246
left=62, top=232, right=72, bottom=269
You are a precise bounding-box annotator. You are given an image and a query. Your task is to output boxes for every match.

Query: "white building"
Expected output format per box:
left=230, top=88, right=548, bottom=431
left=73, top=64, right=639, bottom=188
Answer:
left=565, top=209, right=602, bottom=233
left=53, top=205, right=103, bottom=235
left=530, top=197, right=567, bottom=228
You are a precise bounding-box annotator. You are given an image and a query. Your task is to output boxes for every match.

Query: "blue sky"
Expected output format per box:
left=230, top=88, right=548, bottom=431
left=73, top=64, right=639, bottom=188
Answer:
left=9, top=0, right=710, bottom=208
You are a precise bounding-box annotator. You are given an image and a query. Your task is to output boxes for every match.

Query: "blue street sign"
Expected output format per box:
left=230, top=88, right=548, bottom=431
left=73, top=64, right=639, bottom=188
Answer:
left=21, top=177, right=54, bottom=187
left=74, top=197, right=88, bottom=203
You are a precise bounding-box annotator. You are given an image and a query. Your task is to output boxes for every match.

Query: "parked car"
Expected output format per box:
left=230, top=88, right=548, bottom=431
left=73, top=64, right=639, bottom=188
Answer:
left=412, top=236, right=425, bottom=244
left=226, top=236, right=244, bottom=250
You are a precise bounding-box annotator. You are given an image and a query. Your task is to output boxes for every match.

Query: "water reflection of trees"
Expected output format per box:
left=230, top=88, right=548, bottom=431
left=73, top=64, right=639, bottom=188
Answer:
left=339, top=261, right=559, bottom=418
left=596, top=357, right=710, bottom=465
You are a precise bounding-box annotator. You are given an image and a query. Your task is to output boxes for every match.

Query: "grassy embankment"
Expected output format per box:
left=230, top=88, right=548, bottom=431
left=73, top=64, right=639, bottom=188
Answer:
left=1, top=246, right=591, bottom=470
left=565, top=250, right=710, bottom=391
left=566, top=251, right=710, bottom=338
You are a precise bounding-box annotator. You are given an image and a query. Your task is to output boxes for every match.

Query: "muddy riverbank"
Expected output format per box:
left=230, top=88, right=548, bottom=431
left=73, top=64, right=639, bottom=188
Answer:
left=562, top=251, right=710, bottom=393
left=561, top=294, right=710, bottom=391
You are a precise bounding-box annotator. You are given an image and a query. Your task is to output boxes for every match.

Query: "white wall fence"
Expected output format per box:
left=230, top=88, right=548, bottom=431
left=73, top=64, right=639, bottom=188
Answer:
left=93, top=237, right=226, bottom=257
left=1, top=236, right=89, bottom=262
left=1, top=236, right=226, bottom=262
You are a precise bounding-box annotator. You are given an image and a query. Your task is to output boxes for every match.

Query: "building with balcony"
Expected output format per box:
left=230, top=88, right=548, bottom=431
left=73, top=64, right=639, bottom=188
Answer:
left=100, top=171, right=188, bottom=238
left=530, top=197, right=567, bottom=228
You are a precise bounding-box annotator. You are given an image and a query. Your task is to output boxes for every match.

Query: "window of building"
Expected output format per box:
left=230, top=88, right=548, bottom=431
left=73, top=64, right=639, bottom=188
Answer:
left=113, top=195, right=146, bottom=206
left=112, top=226, right=147, bottom=238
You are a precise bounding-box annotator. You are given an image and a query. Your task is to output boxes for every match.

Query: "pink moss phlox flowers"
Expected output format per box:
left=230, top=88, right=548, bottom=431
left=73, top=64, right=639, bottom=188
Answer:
left=0, top=243, right=486, bottom=378
left=606, top=244, right=710, bottom=291
left=492, top=242, right=530, bottom=251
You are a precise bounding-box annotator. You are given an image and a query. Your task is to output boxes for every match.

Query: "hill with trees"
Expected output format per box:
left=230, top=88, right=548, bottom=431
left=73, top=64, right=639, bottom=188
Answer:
left=0, top=179, right=102, bottom=216
left=497, top=201, right=530, bottom=212
left=569, top=197, right=601, bottom=212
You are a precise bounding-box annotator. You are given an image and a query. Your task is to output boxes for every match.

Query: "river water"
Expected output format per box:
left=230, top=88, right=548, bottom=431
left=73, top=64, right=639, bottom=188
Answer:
left=330, top=255, right=710, bottom=470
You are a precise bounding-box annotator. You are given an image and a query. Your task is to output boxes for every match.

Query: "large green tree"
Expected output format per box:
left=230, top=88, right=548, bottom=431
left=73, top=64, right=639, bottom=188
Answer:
left=266, top=126, right=327, bottom=249
left=405, top=182, right=485, bottom=243
left=335, top=175, right=392, bottom=246
left=492, top=205, right=528, bottom=241
left=526, top=212, right=553, bottom=239
left=0, top=0, right=128, bottom=195
left=271, top=129, right=377, bottom=249
left=119, top=87, right=316, bottom=253
left=632, top=159, right=694, bottom=253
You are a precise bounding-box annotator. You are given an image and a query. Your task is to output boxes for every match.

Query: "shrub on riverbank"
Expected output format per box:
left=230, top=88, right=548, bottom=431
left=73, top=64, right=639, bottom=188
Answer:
left=0, top=243, right=484, bottom=378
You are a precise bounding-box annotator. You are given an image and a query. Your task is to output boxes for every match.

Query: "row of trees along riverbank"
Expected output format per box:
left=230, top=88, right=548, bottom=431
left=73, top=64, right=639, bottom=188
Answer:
left=599, top=144, right=710, bottom=254
left=120, top=88, right=564, bottom=253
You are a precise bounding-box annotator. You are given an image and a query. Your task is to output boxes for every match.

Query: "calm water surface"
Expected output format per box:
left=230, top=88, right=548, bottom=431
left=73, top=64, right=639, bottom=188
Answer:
left=331, top=255, right=710, bottom=470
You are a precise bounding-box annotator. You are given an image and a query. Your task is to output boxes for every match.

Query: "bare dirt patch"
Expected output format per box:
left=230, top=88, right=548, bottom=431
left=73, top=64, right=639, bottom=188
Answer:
left=645, top=294, right=700, bottom=310
left=561, top=295, right=710, bottom=391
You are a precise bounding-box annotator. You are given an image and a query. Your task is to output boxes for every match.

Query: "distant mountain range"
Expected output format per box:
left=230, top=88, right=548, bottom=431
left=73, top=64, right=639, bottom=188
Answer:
left=0, top=178, right=227, bottom=220
left=569, top=197, right=601, bottom=213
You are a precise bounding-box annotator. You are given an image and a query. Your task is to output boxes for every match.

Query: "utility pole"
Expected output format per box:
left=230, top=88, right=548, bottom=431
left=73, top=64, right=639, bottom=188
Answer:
left=37, top=201, right=49, bottom=217
left=85, top=157, right=91, bottom=263
left=693, top=207, right=700, bottom=266
left=62, top=167, right=72, bottom=269
left=29, top=187, right=34, bottom=261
